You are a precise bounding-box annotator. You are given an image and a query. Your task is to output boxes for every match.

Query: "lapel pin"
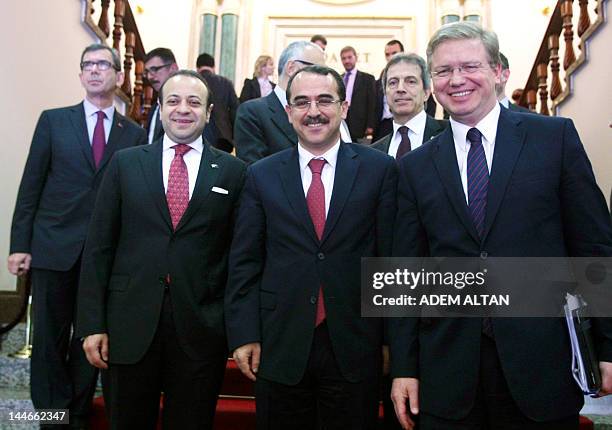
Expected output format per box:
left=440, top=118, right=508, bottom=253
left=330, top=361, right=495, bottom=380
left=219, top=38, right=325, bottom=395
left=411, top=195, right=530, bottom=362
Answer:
left=211, top=163, right=219, bottom=168
left=117, top=121, right=123, bottom=128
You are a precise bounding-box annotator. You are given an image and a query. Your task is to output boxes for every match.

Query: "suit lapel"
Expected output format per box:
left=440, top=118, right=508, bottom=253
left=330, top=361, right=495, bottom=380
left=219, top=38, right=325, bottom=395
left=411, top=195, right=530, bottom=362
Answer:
left=423, top=116, right=444, bottom=142
left=70, top=103, right=96, bottom=171
left=96, top=111, right=126, bottom=173
left=481, top=109, right=525, bottom=241
left=267, top=93, right=297, bottom=144
left=379, top=135, right=392, bottom=154
left=321, top=143, right=359, bottom=244
left=140, top=140, right=173, bottom=230
left=279, top=149, right=320, bottom=245
left=174, top=144, right=221, bottom=231
left=431, top=127, right=480, bottom=243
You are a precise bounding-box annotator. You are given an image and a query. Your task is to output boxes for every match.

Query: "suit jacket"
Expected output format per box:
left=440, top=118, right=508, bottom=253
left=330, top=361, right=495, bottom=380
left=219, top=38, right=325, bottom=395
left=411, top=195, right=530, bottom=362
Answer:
left=371, top=115, right=447, bottom=154
left=239, top=77, right=276, bottom=103
left=390, top=108, right=612, bottom=421
left=76, top=140, right=246, bottom=364
left=343, top=70, right=377, bottom=140
left=10, top=103, right=147, bottom=270
left=234, top=91, right=297, bottom=164
left=200, top=70, right=240, bottom=152
left=225, top=142, right=397, bottom=385
left=508, top=100, right=531, bottom=113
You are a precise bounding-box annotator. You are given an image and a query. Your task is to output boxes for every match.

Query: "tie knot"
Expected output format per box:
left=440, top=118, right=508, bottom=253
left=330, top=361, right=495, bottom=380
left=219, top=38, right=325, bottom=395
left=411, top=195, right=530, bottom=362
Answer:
left=398, top=126, right=410, bottom=137
left=173, top=144, right=192, bottom=157
left=308, top=158, right=326, bottom=175
left=466, top=128, right=482, bottom=146
left=96, top=111, right=106, bottom=120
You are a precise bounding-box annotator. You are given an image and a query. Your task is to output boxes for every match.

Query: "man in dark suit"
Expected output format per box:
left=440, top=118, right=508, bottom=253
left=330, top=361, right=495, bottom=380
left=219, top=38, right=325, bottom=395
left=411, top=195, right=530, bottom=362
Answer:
left=225, top=65, right=397, bottom=429
left=390, top=22, right=612, bottom=429
left=234, top=41, right=325, bottom=164
left=76, top=70, right=246, bottom=429
left=143, top=47, right=179, bottom=144
left=196, top=53, right=240, bottom=153
left=340, top=46, right=377, bottom=142
left=372, top=53, right=447, bottom=159
left=7, top=43, right=146, bottom=428
left=497, top=52, right=530, bottom=112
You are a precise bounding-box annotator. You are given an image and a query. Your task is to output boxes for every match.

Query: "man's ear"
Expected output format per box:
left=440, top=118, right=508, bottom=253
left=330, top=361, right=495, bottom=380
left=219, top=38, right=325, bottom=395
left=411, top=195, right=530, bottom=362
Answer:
left=206, top=104, right=214, bottom=123
left=116, top=71, right=125, bottom=88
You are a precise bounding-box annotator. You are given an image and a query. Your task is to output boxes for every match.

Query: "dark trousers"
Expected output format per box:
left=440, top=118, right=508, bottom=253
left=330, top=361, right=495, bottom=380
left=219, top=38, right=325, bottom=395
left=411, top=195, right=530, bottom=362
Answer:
left=105, top=291, right=227, bottom=430
left=419, top=335, right=579, bottom=430
left=31, top=264, right=98, bottom=422
left=255, top=322, right=380, bottom=430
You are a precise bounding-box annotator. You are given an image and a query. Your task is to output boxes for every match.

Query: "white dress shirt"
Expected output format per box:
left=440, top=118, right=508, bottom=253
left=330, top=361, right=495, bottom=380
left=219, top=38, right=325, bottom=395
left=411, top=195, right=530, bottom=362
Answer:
left=148, top=103, right=160, bottom=145
left=344, top=68, right=357, bottom=105
left=273, top=85, right=288, bottom=108
left=83, top=98, right=114, bottom=145
left=387, top=110, right=428, bottom=158
left=450, top=103, right=500, bottom=204
left=162, top=135, right=204, bottom=199
left=499, top=97, right=510, bottom=109
left=298, top=140, right=340, bottom=217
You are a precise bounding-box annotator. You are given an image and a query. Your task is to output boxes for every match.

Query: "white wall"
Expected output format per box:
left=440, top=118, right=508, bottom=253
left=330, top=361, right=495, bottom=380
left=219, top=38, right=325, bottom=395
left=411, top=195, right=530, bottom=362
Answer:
left=0, top=0, right=97, bottom=291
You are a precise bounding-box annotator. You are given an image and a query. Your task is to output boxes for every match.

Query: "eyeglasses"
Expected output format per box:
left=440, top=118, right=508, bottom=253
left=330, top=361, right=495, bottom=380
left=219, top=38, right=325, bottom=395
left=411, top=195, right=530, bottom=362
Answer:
left=289, top=97, right=342, bottom=111
left=80, top=60, right=118, bottom=71
left=431, top=62, right=491, bottom=79
left=144, top=63, right=173, bottom=77
left=294, top=59, right=315, bottom=66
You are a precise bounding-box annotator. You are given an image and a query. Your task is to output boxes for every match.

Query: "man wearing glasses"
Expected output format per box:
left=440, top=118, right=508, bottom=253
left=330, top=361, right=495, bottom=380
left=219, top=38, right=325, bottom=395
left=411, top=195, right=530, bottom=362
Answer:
left=226, top=65, right=397, bottom=429
left=144, top=47, right=179, bottom=144
left=8, top=43, right=146, bottom=428
left=234, top=41, right=325, bottom=164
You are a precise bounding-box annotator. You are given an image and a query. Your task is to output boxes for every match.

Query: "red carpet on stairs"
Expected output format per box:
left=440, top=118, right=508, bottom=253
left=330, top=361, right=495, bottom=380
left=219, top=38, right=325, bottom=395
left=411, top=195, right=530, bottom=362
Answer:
left=89, top=358, right=596, bottom=429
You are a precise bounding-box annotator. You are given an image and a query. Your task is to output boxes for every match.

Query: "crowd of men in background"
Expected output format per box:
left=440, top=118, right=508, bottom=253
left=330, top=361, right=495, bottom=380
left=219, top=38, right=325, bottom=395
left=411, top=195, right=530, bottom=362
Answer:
left=7, top=20, right=612, bottom=430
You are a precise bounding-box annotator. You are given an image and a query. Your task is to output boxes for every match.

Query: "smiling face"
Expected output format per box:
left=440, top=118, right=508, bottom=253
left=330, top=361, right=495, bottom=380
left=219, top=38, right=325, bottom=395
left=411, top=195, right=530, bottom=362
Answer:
left=385, top=61, right=430, bottom=124
left=285, top=72, right=348, bottom=155
left=79, top=49, right=123, bottom=99
left=160, top=74, right=212, bottom=144
left=430, top=38, right=500, bottom=127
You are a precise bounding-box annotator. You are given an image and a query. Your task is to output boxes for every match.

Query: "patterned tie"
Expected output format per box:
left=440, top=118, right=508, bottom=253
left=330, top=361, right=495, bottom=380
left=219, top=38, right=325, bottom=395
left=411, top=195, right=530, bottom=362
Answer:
left=92, top=111, right=106, bottom=168
left=166, top=144, right=192, bottom=229
left=466, top=128, right=488, bottom=239
left=306, top=158, right=327, bottom=326
left=396, top=126, right=412, bottom=160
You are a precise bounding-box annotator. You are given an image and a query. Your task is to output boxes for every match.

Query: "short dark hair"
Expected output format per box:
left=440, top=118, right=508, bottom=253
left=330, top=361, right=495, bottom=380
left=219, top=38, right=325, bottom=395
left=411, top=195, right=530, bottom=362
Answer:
left=310, top=34, right=327, bottom=46
left=159, top=69, right=213, bottom=109
left=145, top=47, right=176, bottom=64
left=196, top=53, right=215, bottom=69
left=499, top=52, right=509, bottom=70
left=286, top=65, right=345, bottom=103
left=81, top=43, right=121, bottom=71
left=340, top=46, right=356, bottom=56
left=382, top=53, right=431, bottom=91
left=386, top=39, right=405, bottom=51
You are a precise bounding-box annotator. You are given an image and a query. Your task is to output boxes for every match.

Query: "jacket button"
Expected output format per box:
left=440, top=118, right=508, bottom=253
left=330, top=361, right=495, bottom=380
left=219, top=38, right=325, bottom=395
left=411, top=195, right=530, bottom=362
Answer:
left=317, top=252, right=325, bottom=260
left=480, top=251, right=488, bottom=259
left=310, top=295, right=317, bottom=304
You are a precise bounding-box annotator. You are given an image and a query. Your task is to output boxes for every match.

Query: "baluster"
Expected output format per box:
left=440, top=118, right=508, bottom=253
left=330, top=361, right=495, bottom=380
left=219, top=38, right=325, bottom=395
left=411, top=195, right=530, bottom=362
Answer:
left=548, top=34, right=562, bottom=101
left=577, top=0, right=591, bottom=37
left=122, top=32, right=135, bottom=96
left=561, top=0, right=576, bottom=70
left=143, top=86, right=154, bottom=128
left=98, top=0, right=111, bottom=37
left=130, top=60, right=144, bottom=122
left=113, top=0, right=125, bottom=51
left=527, top=89, right=538, bottom=112
left=536, top=63, right=550, bottom=116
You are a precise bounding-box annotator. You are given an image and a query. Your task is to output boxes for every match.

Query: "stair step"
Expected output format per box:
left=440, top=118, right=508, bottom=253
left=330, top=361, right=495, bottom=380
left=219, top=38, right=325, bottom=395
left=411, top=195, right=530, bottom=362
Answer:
left=219, top=358, right=255, bottom=397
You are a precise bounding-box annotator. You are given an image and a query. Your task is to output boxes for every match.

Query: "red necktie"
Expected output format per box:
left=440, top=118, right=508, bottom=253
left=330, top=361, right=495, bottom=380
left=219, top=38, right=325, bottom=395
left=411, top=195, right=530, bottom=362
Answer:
left=92, top=111, right=106, bottom=168
left=166, top=144, right=192, bottom=229
left=306, top=158, right=327, bottom=326
left=396, top=126, right=412, bottom=160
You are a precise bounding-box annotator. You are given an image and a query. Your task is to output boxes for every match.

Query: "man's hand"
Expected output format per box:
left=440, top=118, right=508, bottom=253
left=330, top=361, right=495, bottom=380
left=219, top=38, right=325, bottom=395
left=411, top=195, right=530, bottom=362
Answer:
left=598, top=361, right=612, bottom=396
left=7, top=253, right=32, bottom=276
left=391, top=377, right=419, bottom=430
left=83, top=334, right=109, bottom=369
left=233, top=342, right=261, bottom=381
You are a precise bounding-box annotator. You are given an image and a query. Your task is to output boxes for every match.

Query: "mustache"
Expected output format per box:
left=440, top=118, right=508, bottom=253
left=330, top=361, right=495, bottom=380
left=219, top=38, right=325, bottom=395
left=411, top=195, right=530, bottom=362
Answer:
left=303, top=115, right=330, bottom=125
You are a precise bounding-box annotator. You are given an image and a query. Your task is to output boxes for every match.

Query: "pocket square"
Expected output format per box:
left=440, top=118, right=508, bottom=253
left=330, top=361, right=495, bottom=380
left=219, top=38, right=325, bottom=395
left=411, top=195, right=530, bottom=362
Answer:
left=211, top=186, right=229, bottom=195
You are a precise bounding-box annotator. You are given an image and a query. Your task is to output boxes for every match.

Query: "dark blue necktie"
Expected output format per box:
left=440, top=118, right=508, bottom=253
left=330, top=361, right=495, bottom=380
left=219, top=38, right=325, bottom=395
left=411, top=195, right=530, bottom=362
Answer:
left=466, top=128, right=488, bottom=239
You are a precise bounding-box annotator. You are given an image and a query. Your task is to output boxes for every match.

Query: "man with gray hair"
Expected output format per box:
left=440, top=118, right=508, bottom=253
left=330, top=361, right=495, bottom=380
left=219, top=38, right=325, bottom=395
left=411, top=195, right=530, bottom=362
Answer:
left=372, top=53, right=447, bottom=159
left=8, top=43, right=146, bottom=428
left=234, top=41, right=325, bottom=163
left=390, top=21, right=612, bottom=429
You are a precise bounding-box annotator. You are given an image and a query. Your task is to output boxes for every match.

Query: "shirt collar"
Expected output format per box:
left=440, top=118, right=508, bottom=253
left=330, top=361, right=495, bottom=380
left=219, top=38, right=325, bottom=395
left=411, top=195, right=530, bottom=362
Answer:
left=274, top=85, right=288, bottom=108
left=499, top=97, right=510, bottom=108
left=392, top=110, right=427, bottom=136
left=298, top=139, right=341, bottom=172
left=162, top=134, right=204, bottom=153
left=83, top=98, right=115, bottom=121
left=450, top=102, right=500, bottom=151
